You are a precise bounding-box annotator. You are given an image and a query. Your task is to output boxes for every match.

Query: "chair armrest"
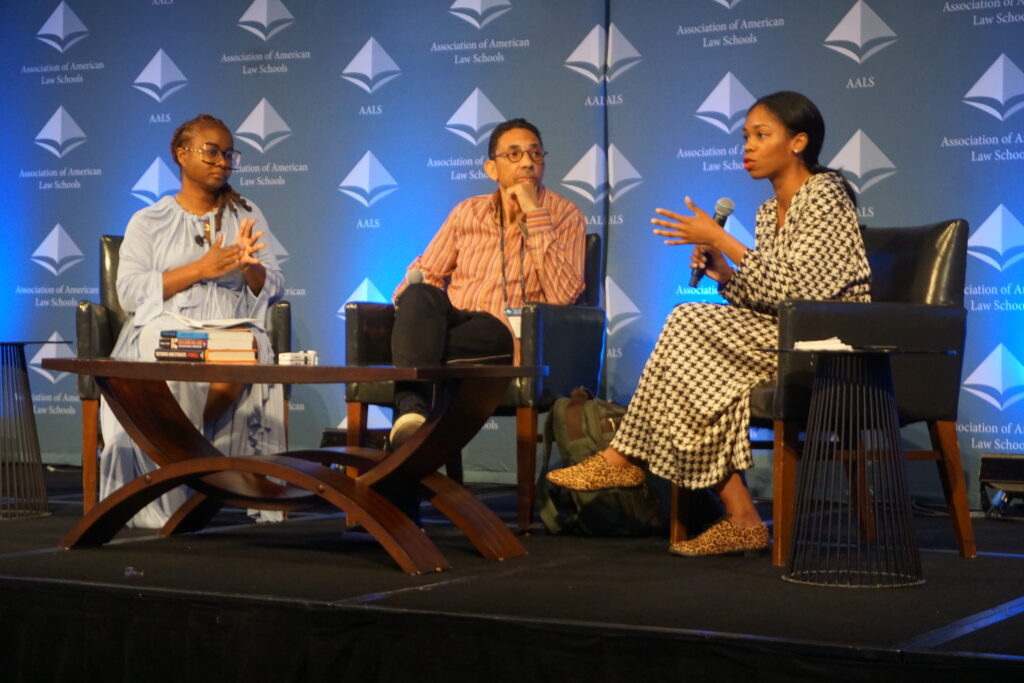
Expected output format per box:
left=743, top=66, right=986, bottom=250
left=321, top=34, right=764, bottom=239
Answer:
left=266, top=300, right=291, bottom=357
left=345, top=302, right=395, bottom=365
left=518, top=303, right=606, bottom=410
left=773, top=300, right=967, bottom=423
left=76, top=301, right=115, bottom=400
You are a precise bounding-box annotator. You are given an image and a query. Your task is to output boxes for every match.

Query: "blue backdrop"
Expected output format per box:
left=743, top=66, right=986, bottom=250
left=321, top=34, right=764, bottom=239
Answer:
left=2, top=0, right=1022, bottom=506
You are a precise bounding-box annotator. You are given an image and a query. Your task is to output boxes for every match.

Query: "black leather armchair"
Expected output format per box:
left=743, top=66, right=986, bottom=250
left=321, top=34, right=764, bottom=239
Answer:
left=76, top=235, right=292, bottom=514
left=670, top=219, right=976, bottom=566
left=344, top=233, right=606, bottom=531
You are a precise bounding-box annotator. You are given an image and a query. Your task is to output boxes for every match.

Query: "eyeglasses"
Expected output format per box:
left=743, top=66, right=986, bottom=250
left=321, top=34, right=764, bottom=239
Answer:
left=182, top=145, right=241, bottom=169
left=492, top=148, right=548, bottom=163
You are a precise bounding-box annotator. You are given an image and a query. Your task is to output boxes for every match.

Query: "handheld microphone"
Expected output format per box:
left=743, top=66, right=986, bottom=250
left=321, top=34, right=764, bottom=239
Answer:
left=406, top=268, right=424, bottom=285
left=689, top=197, right=735, bottom=288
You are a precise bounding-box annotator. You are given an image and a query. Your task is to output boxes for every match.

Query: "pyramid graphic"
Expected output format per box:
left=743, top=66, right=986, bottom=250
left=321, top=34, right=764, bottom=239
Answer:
left=337, top=152, right=398, bottom=207
left=32, top=224, right=84, bottom=276
left=963, top=54, right=1024, bottom=122
left=341, top=38, right=401, bottom=93
left=826, top=130, right=896, bottom=193
left=449, top=0, right=512, bottom=29
left=823, top=0, right=897, bottom=64
left=963, top=344, right=1024, bottom=411
left=36, top=1, right=88, bottom=53
left=605, top=277, right=641, bottom=336
left=968, top=205, right=1024, bottom=272
left=236, top=98, right=292, bottom=153
left=29, top=332, right=75, bottom=384
left=564, top=24, right=641, bottom=83
left=445, top=88, right=505, bottom=146
left=337, top=277, right=389, bottom=321
left=238, top=0, right=295, bottom=41
left=131, top=157, right=181, bottom=205
left=34, top=106, right=86, bottom=158
left=696, top=73, right=755, bottom=134
left=132, top=49, right=188, bottom=103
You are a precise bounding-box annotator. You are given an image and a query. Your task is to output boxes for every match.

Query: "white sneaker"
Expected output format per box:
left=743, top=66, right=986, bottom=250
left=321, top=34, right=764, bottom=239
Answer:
left=389, top=412, right=426, bottom=449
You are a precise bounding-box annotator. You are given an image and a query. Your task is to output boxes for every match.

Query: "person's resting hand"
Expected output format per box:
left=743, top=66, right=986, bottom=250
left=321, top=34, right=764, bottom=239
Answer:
left=508, top=177, right=540, bottom=216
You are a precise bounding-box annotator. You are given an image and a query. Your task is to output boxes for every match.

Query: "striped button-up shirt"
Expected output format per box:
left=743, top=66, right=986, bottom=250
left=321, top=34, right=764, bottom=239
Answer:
left=393, top=187, right=586, bottom=331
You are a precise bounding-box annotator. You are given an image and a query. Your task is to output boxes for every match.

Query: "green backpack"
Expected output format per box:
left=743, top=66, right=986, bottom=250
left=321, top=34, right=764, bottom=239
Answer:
left=537, top=388, right=663, bottom=536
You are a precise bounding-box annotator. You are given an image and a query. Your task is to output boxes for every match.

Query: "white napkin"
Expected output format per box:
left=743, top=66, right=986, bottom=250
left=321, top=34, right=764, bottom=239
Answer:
left=793, top=336, right=853, bottom=351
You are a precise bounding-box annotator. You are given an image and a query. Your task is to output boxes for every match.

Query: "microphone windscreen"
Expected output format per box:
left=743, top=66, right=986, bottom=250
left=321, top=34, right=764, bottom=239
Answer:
left=714, top=197, right=735, bottom=221
left=406, top=268, right=424, bottom=285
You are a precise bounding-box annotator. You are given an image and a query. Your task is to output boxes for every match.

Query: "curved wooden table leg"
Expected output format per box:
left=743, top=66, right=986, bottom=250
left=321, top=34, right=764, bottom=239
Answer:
left=61, top=456, right=450, bottom=575
left=292, top=449, right=526, bottom=561
left=420, top=473, right=526, bottom=561
left=159, top=492, right=222, bottom=536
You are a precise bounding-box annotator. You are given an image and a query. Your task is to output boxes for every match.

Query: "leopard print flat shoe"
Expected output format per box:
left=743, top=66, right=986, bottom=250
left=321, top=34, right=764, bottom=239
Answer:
left=669, top=518, right=769, bottom=557
left=545, top=453, right=645, bottom=491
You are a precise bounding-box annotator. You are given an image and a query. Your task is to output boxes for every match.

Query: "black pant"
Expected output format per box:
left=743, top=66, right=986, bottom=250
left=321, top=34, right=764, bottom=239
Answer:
left=391, top=283, right=514, bottom=415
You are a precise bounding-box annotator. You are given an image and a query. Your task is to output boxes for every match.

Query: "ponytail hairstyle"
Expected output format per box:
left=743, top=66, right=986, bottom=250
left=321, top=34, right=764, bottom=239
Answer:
left=750, top=91, right=857, bottom=206
left=169, top=114, right=251, bottom=230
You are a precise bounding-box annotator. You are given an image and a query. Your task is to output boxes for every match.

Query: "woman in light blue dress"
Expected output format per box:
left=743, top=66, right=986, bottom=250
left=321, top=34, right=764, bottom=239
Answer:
left=99, top=114, right=285, bottom=528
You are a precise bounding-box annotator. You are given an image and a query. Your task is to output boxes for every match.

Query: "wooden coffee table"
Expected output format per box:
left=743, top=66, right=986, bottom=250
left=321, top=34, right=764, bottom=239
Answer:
left=43, top=359, right=544, bottom=574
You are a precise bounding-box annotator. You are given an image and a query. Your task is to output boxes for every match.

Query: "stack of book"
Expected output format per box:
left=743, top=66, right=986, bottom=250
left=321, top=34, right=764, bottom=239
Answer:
left=154, top=328, right=257, bottom=363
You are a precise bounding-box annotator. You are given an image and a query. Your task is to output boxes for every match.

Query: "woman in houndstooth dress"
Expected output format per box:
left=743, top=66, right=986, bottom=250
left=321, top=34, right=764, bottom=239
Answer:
left=547, top=92, right=871, bottom=556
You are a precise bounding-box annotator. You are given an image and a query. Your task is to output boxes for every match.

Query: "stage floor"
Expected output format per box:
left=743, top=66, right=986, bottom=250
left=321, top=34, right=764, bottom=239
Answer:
left=1, top=469, right=1022, bottom=681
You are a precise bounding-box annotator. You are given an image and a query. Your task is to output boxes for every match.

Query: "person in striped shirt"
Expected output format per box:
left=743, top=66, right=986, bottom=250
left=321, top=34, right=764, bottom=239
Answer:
left=389, top=118, right=587, bottom=448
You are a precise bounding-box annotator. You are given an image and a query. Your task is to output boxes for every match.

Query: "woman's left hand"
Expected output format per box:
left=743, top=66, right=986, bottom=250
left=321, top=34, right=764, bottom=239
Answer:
left=651, top=196, right=724, bottom=246
left=235, top=218, right=266, bottom=271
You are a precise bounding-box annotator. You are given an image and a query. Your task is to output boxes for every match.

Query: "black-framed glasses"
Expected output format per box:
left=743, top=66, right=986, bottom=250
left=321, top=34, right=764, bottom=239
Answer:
left=182, top=144, right=241, bottom=169
left=493, top=148, right=548, bottom=163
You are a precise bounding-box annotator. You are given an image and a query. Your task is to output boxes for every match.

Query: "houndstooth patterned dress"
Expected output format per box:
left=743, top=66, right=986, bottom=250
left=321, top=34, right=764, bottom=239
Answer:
left=610, top=172, right=871, bottom=489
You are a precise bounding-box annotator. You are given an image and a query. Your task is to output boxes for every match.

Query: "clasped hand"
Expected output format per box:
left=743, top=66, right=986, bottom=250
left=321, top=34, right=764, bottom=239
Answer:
left=198, top=218, right=266, bottom=278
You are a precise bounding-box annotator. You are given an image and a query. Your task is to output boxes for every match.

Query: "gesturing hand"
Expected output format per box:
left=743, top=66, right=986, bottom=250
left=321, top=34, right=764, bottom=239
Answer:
left=235, top=217, right=266, bottom=271
left=650, top=196, right=723, bottom=246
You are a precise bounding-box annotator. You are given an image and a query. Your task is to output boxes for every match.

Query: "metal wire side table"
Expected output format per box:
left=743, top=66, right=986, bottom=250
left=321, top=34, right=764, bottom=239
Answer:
left=782, top=349, right=924, bottom=588
left=1, top=342, right=51, bottom=519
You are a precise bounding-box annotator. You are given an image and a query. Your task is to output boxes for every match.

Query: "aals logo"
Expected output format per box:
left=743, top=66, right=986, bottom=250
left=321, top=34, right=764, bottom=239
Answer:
left=963, top=54, right=1024, bottom=122
left=712, top=0, right=744, bottom=8
left=963, top=344, right=1024, bottom=411
left=446, top=88, right=505, bottom=146
left=37, top=1, right=88, bottom=53
left=605, top=277, right=641, bottom=337
left=338, top=152, right=397, bottom=207
left=565, top=24, right=641, bottom=83
left=131, top=158, right=180, bottom=205
left=696, top=73, right=755, bottom=134
left=449, top=0, right=512, bottom=29
left=968, top=205, right=1024, bottom=272
left=826, top=130, right=896, bottom=193
left=238, top=0, right=294, bottom=41
left=35, top=106, right=86, bottom=158
left=561, top=144, right=642, bottom=204
left=336, top=278, right=388, bottom=321
left=30, top=332, right=74, bottom=384
left=341, top=38, right=401, bottom=94
left=132, top=49, right=188, bottom=103
left=32, top=224, right=83, bottom=276
left=236, top=99, right=291, bottom=153
left=823, top=0, right=897, bottom=64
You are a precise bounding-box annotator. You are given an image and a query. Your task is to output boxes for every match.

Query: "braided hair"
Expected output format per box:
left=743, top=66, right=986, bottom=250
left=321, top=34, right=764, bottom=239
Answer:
left=169, top=114, right=251, bottom=230
left=749, top=92, right=857, bottom=206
